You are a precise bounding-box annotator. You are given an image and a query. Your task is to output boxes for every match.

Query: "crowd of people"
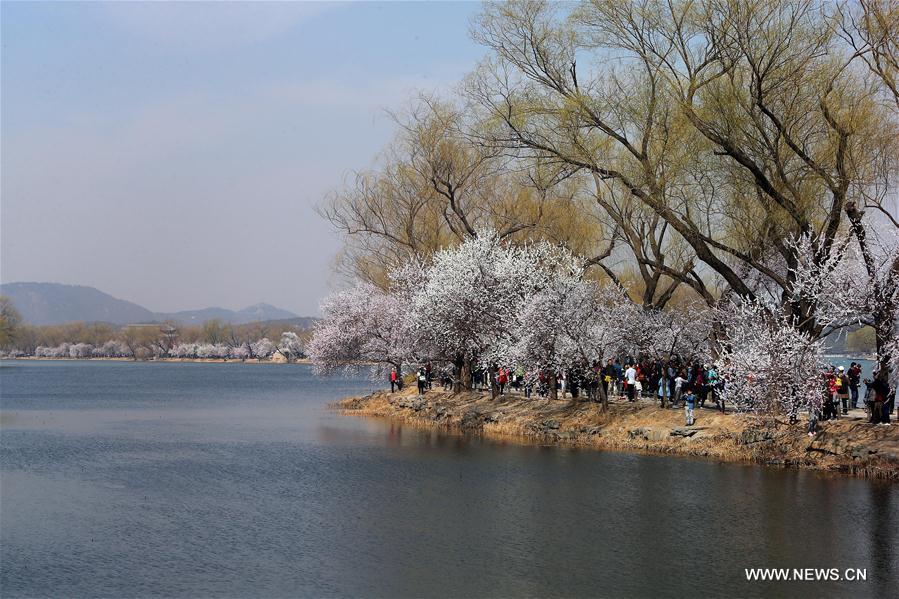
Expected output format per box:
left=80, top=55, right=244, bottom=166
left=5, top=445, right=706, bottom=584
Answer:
left=391, top=358, right=728, bottom=427
left=808, top=362, right=894, bottom=435
left=388, top=357, right=896, bottom=431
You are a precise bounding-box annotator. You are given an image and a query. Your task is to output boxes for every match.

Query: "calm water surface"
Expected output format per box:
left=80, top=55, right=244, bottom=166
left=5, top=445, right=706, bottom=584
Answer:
left=1, top=360, right=897, bottom=598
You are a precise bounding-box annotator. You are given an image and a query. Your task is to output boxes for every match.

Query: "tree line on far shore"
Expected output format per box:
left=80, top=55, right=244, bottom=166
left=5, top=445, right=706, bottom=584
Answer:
left=0, top=307, right=307, bottom=362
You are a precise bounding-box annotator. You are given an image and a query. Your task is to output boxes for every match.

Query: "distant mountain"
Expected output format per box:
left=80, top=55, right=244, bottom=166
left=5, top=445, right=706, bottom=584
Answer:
left=154, top=303, right=300, bottom=325
left=1, top=282, right=156, bottom=326
left=236, top=303, right=298, bottom=322
left=0, top=282, right=302, bottom=326
left=153, top=307, right=245, bottom=325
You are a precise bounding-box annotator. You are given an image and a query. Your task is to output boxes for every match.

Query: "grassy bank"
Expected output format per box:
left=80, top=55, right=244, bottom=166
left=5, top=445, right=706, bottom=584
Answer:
left=337, top=386, right=899, bottom=480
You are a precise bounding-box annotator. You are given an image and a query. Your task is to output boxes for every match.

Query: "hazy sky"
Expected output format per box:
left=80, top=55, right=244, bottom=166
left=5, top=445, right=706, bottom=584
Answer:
left=1, top=1, right=485, bottom=315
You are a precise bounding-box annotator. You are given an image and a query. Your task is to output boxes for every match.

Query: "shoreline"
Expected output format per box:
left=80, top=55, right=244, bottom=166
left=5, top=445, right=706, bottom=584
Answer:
left=336, top=387, right=899, bottom=480
left=1, top=356, right=312, bottom=365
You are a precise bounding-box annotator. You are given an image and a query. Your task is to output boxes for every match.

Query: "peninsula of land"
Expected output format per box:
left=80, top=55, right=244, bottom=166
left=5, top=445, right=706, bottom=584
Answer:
left=337, top=386, right=899, bottom=480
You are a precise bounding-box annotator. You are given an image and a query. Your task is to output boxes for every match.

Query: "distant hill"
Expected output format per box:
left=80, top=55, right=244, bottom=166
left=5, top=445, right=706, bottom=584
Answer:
left=1, top=282, right=156, bottom=325
left=155, top=303, right=301, bottom=325
left=0, top=282, right=304, bottom=326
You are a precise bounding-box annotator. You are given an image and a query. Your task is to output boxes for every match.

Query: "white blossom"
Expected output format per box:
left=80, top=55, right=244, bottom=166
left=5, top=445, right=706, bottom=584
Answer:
left=250, top=338, right=276, bottom=359
left=412, top=231, right=539, bottom=375
left=230, top=345, right=250, bottom=360
left=307, top=281, right=414, bottom=378
left=716, top=297, right=826, bottom=415
left=68, top=343, right=94, bottom=358
left=277, top=332, right=304, bottom=362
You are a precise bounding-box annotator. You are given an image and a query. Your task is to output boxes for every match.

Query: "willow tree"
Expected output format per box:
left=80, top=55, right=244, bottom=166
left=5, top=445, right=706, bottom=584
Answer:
left=468, top=0, right=896, bottom=337
left=835, top=0, right=899, bottom=378
left=837, top=0, right=899, bottom=109
left=468, top=0, right=744, bottom=308
left=320, top=96, right=600, bottom=287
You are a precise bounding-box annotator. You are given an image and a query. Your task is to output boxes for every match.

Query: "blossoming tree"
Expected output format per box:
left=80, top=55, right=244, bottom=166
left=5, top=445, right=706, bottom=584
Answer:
left=307, top=280, right=414, bottom=378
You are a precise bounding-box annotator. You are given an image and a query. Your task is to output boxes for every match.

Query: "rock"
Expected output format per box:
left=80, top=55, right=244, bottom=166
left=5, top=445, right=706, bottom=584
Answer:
left=739, top=428, right=775, bottom=445
left=670, top=427, right=697, bottom=438
left=398, top=396, right=426, bottom=411
left=341, top=395, right=371, bottom=410
left=461, top=409, right=484, bottom=429
left=628, top=427, right=667, bottom=441
left=527, top=419, right=565, bottom=436
left=432, top=406, right=450, bottom=421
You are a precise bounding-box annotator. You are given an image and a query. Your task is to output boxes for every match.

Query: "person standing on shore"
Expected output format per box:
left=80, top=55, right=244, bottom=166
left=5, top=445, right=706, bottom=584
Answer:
left=695, top=366, right=707, bottom=409
left=657, top=361, right=669, bottom=408
left=390, top=367, right=399, bottom=393
left=848, top=362, right=861, bottom=409
left=624, top=364, right=637, bottom=401
left=673, top=370, right=686, bottom=408
left=602, top=359, right=613, bottom=399
left=473, top=368, right=484, bottom=391
left=625, top=364, right=637, bottom=401
left=497, top=367, right=508, bottom=395
left=822, top=370, right=838, bottom=420
left=684, top=386, right=696, bottom=426
left=706, top=364, right=722, bottom=412
left=870, top=372, right=891, bottom=425
left=836, top=366, right=850, bottom=415
left=614, top=359, right=623, bottom=397
left=808, top=402, right=819, bottom=437
left=417, top=368, right=427, bottom=395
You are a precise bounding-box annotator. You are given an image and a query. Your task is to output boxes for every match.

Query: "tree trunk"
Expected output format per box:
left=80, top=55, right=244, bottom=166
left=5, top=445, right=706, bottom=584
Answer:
left=461, top=357, right=473, bottom=391
left=453, top=356, right=464, bottom=393
left=846, top=202, right=897, bottom=382
left=548, top=372, right=558, bottom=401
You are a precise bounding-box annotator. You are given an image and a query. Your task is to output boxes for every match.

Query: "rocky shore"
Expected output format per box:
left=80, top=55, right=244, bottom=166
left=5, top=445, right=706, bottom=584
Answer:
left=337, top=387, right=899, bottom=480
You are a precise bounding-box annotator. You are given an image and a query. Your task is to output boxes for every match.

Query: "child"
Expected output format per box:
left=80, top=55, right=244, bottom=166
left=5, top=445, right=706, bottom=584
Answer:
left=684, top=387, right=696, bottom=426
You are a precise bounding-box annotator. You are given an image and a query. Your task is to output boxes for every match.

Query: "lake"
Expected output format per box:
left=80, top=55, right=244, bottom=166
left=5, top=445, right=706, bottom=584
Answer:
left=1, top=360, right=897, bottom=598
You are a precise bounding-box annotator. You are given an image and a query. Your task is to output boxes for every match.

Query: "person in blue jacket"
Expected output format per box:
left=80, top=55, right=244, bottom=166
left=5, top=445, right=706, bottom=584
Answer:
left=684, top=385, right=696, bottom=426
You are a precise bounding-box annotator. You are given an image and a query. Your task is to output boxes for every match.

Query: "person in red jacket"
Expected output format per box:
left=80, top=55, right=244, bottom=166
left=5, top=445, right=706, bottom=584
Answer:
left=390, top=367, right=399, bottom=393
left=497, top=367, right=509, bottom=395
